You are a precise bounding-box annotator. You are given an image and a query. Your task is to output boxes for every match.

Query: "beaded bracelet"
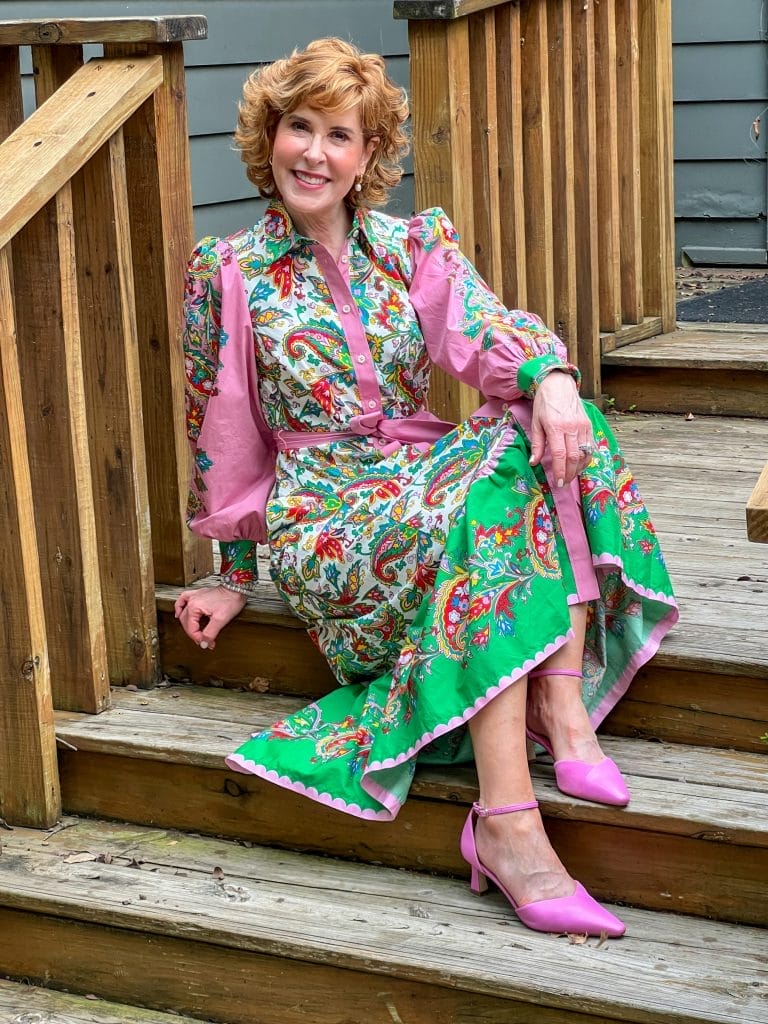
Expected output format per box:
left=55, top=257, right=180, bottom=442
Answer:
left=219, top=579, right=258, bottom=598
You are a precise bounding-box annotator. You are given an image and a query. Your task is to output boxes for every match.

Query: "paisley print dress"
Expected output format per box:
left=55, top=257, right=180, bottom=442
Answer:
left=183, top=202, right=678, bottom=820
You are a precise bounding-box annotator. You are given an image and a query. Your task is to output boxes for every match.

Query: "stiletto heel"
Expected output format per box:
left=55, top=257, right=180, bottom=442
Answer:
left=527, top=669, right=630, bottom=807
left=460, top=800, right=625, bottom=937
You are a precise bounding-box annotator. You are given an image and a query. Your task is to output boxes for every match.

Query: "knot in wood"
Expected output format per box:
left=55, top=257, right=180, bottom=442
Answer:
left=21, top=656, right=39, bottom=682
left=224, top=778, right=245, bottom=797
left=37, top=22, right=63, bottom=43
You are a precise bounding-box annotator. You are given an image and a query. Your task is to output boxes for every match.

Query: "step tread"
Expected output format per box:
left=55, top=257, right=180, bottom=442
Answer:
left=1, top=818, right=766, bottom=1024
left=602, top=329, right=768, bottom=369
left=0, top=976, right=212, bottom=1023
left=55, top=687, right=768, bottom=847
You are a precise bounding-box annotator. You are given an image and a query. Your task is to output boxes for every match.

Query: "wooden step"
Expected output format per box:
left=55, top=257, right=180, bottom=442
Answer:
left=602, top=327, right=768, bottom=417
left=0, top=975, right=213, bottom=1024
left=155, top=414, right=768, bottom=754
left=1, top=817, right=766, bottom=1024
left=55, top=686, right=768, bottom=926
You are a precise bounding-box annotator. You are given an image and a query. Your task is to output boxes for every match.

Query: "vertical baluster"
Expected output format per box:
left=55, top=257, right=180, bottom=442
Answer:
left=594, top=0, right=622, bottom=333
left=615, top=0, right=644, bottom=325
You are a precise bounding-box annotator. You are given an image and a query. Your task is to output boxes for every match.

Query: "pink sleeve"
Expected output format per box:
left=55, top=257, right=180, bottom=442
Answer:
left=183, top=238, right=276, bottom=553
left=407, top=209, right=577, bottom=399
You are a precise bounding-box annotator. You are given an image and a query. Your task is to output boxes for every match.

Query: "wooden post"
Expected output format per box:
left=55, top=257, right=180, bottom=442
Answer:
left=746, top=465, right=768, bottom=543
left=408, top=17, right=478, bottom=422
left=570, top=0, right=601, bottom=397
left=546, top=0, right=577, bottom=351
left=0, top=245, right=61, bottom=828
left=494, top=3, right=527, bottom=309
left=594, top=0, right=622, bottom=333
left=9, top=45, right=111, bottom=714
left=615, top=0, right=644, bottom=325
left=638, top=0, right=675, bottom=331
left=520, top=0, right=555, bottom=328
left=104, top=40, right=213, bottom=587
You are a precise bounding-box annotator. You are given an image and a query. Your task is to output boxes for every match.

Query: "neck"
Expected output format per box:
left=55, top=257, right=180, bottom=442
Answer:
left=285, top=204, right=353, bottom=261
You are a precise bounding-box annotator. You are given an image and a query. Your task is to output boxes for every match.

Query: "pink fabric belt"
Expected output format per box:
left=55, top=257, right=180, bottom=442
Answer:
left=274, top=410, right=455, bottom=453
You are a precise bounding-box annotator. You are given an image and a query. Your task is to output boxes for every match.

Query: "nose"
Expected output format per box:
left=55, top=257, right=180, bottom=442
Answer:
left=304, top=132, right=324, bottom=163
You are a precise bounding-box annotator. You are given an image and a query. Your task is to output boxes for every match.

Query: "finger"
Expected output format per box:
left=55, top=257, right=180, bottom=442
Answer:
left=529, top=415, right=546, bottom=467
left=174, top=592, right=190, bottom=618
left=563, top=432, right=582, bottom=485
left=548, top=437, right=567, bottom=489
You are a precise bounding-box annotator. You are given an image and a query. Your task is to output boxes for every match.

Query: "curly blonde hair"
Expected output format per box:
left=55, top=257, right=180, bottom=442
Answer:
left=234, top=38, right=409, bottom=208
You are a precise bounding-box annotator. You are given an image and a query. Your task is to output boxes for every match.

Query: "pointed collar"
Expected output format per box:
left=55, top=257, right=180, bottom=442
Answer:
left=262, top=200, right=378, bottom=262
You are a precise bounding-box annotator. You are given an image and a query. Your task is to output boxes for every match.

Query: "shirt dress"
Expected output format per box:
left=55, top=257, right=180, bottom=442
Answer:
left=182, top=202, right=678, bottom=820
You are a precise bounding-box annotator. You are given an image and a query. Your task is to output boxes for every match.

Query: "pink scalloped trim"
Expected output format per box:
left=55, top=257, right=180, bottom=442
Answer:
left=592, top=552, right=679, bottom=607
left=363, top=630, right=572, bottom=776
left=224, top=753, right=393, bottom=820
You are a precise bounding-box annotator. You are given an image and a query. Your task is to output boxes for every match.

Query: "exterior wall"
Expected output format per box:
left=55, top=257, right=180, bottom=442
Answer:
left=673, top=0, right=768, bottom=264
left=6, top=0, right=412, bottom=242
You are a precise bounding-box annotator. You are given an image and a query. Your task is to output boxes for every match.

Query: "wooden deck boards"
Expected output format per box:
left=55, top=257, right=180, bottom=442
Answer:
left=602, top=328, right=768, bottom=369
left=1, top=819, right=767, bottom=1024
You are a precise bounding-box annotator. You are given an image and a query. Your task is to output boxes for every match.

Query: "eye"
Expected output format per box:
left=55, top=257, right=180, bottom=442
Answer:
left=330, top=129, right=351, bottom=142
left=289, top=118, right=309, bottom=132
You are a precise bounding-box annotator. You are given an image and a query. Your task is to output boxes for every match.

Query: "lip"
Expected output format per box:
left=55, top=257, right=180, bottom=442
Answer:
left=293, top=169, right=330, bottom=188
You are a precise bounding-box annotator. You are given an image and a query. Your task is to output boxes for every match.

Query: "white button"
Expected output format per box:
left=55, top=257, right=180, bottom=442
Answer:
left=340, top=255, right=348, bottom=263
left=502, top=402, right=509, bottom=411
left=342, top=304, right=351, bottom=313
left=357, top=354, right=366, bottom=364
left=368, top=400, right=376, bottom=409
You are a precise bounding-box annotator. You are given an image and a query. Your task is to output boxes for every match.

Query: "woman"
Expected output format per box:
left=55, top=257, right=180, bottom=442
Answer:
left=176, top=38, right=677, bottom=938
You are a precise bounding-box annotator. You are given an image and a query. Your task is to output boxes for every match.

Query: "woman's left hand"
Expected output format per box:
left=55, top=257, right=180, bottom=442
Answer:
left=528, top=371, right=594, bottom=488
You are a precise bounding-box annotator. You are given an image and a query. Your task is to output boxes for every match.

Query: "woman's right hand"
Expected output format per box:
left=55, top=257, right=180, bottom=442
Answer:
left=174, top=585, right=248, bottom=650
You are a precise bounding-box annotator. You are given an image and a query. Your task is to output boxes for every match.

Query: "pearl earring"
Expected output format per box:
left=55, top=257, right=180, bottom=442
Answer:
left=354, top=177, right=362, bottom=193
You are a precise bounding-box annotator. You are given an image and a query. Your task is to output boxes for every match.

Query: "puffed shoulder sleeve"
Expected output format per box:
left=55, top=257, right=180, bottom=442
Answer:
left=183, top=237, right=276, bottom=589
left=407, top=209, right=579, bottom=399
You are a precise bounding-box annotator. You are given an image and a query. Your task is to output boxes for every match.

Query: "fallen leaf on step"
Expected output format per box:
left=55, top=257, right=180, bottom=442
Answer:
left=568, top=932, right=589, bottom=944
left=63, top=852, right=98, bottom=864
left=96, top=852, right=113, bottom=864
left=0, top=819, right=13, bottom=831
left=213, top=865, right=225, bottom=880
left=247, top=676, right=271, bottom=693
left=684, top=412, right=695, bottom=421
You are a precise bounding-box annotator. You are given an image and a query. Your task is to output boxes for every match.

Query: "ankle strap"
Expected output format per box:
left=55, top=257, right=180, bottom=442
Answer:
left=472, top=799, right=539, bottom=817
left=528, top=668, right=583, bottom=680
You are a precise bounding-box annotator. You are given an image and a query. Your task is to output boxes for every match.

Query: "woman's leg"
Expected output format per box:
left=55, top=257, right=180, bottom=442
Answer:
left=468, top=675, right=575, bottom=907
left=526, top=601, right=604, bottom=764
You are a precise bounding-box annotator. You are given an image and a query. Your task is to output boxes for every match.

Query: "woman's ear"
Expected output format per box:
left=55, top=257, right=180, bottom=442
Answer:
left=362, top=135, right=379, bottom=173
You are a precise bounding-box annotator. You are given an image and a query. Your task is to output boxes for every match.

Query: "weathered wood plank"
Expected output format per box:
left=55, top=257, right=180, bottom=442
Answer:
left=469, top=9, right=503, bottom=295
left=602, top=367, right=768, bottom=418
left=546, top=0, right=577, bottom=350
left=0, top=16, right=208, bottom=45
left=103, top=41, right=213, bottom=587
left=494, top=2, right=527, bottom=308
left=70, top=130, right=158, bottom=686
left=12, top=45, right=111, bottom=714
left=0, top=907, right=621, bottom=1024
left=593, top=0, right=622, bottom=332
left=4, top=819, right=768, bottom=1017
left=615, top=0, right=644, bottom=324
left=602, top=328, right=768, bottom=368
left=408, top=18, right=478, bottom=423
left=0, top=246, right=60, bottom=827
left=570, top=0, right=601, bottom=397
left=746, top=464, right=768, bottom=543
left=395, top=0, right=510, bottom=18
left=638, top=0, right=675, bottom=330
left=0, top=976, right=209, bottom=1024
left=600, top=317, right=663, bottom=353
left=0, top=57, right=163, bottom=250
left=520, top=0, right=555, bottom=327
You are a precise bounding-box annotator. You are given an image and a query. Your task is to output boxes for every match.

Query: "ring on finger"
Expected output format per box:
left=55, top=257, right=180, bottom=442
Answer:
left=578, top=443, right=595, bottom=455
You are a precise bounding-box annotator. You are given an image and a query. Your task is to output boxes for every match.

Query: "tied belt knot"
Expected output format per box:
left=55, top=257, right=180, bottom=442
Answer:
left=274, top=410, right=454, bottom=454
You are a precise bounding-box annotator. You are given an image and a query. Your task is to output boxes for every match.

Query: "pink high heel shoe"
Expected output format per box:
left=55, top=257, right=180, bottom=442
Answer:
left=460, top=799, right=626, bottom=937
left=527, top=668, right=630, bottom=807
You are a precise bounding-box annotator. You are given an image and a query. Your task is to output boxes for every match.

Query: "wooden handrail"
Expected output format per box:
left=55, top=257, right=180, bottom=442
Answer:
left=0, top=56, right=162, bottom=250
left=394, top=0, right=508, bottom=17
left=746, top=465, right=768, bottom=543
left=0, top=16, right=207, bottom=45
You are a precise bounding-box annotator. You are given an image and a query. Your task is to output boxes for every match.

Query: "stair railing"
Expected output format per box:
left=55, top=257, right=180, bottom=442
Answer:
left=0, top=16, right=210, bottom=828
left=393, top=0, right=676, bottom=415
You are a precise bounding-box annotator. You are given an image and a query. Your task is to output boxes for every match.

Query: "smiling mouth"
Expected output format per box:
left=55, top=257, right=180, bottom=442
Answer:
left=294, top=170, right=329, bottom=186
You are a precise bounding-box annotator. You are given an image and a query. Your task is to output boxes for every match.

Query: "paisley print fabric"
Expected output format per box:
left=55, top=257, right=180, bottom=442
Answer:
left=183, top=202, right=678, bottom=820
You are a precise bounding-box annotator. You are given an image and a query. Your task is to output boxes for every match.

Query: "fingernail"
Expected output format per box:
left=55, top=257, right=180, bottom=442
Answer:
left=200, top=641, right=209, bottom=650
left=557, top=478, right=564, bottom=488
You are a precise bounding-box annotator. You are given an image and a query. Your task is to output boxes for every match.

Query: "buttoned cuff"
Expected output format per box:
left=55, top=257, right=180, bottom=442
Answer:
left=219, top=539, right=258, bottom=593
left=517, top=354, right=581, bottom=397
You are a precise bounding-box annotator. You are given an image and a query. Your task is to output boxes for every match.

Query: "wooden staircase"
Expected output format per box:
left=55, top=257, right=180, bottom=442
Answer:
left=2, top=413, right=767, bottom=1024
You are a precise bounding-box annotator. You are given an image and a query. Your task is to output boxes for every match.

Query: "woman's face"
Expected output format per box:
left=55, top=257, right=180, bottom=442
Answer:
left=271, top=103, right=376, bottom=235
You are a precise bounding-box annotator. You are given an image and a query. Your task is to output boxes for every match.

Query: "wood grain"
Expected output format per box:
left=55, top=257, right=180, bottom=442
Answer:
left=0, top=57, right=163, bottom=250
left=12, top=45, right=110, bottom=714
left=70, top=130, right=158, bottom=686
left=494, top=2, right=527, bottom=308
left=520, top=0, right=555, bottom=327
left=104, top=41, right=212, bottom=587
left=546, top=0, right=577, bottom=351
left=570, top=0, right=601, bottom=397
left=0, top=246, right=60, bottom=827
left=746, top=464, right=768, bottom=543
left=593, top=0, right=622, bottom=332
left=0, top=16, right=208, bottom=46
left=615, top=0, right=644, bottom=324
left=600, top=316, right=663, bottom=354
